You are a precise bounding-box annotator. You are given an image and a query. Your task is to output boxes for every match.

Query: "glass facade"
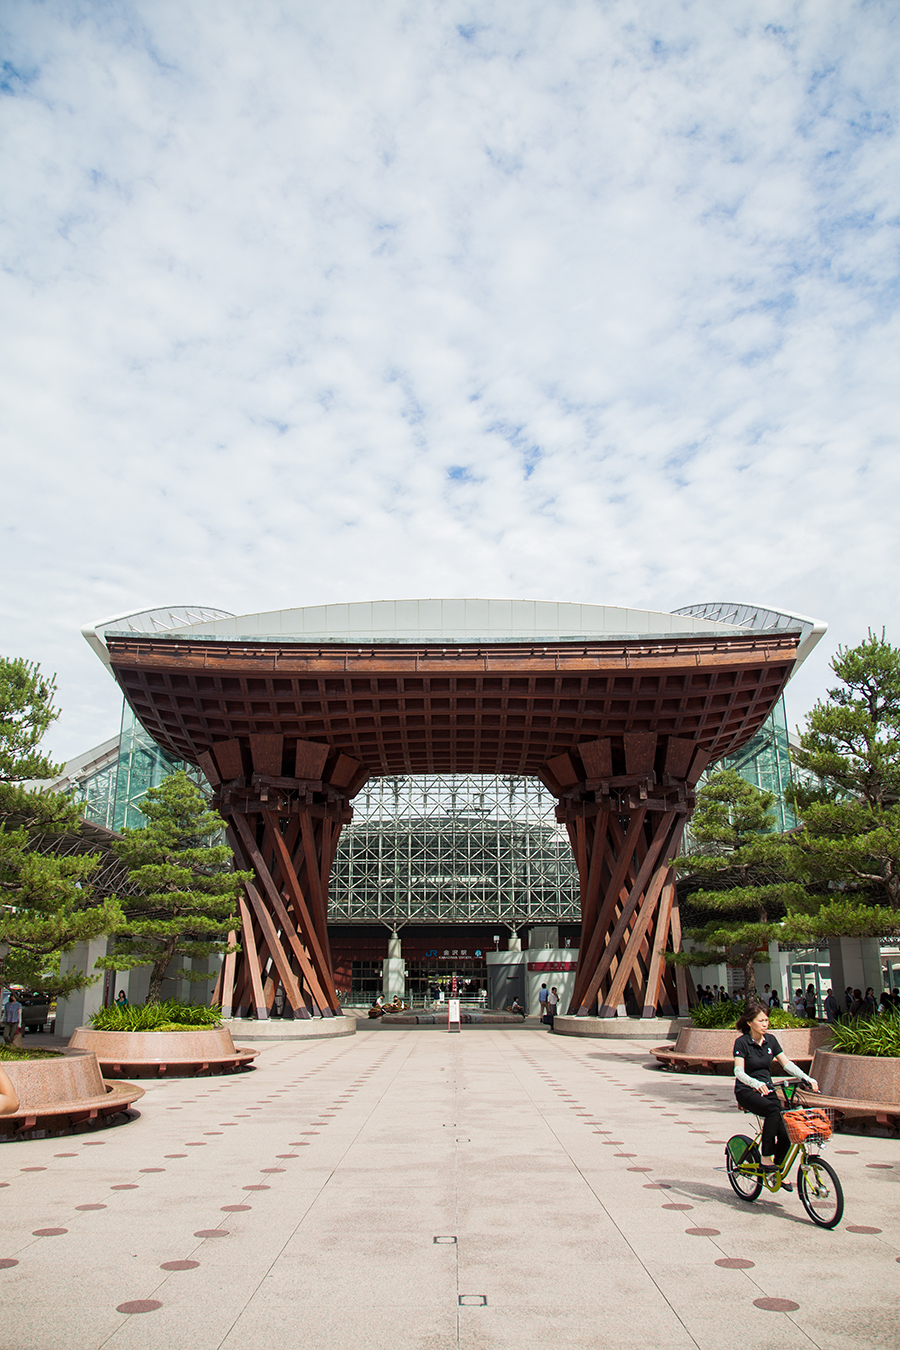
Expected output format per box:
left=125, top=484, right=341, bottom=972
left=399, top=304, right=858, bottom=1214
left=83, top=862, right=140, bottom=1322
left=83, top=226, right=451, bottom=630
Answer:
left=720, top=695, right=795, bottom=831
left=75, top=705, right=203, bottom=831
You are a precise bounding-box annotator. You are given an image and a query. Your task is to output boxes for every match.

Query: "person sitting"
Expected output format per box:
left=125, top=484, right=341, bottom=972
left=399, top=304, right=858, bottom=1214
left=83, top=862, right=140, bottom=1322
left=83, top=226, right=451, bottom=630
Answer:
left=367, top=999, right=386, bottom=1019
left=510, top=997, right=525, bottom=1016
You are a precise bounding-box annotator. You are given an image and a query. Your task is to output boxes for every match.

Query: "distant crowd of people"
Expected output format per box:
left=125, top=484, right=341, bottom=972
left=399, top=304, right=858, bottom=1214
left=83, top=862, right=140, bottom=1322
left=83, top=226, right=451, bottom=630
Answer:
left=697, top=979, right=900, bottom=1021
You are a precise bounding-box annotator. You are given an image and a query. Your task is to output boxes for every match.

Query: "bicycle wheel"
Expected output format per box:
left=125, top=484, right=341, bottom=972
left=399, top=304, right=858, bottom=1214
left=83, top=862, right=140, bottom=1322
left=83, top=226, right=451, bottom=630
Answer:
left=797, top=1156, right=844, bottom=1228
left=726, top=1135, right=763, bottom=1201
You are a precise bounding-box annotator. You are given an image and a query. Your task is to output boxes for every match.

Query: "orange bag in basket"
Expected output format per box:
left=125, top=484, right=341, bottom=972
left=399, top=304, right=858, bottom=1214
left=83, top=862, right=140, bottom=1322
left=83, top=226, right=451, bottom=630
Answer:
left=783, top=1108, right=832, bottom=1143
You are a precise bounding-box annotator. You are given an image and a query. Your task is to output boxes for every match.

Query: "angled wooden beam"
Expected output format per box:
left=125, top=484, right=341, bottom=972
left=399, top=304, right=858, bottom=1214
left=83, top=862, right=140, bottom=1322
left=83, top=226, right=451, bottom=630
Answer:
left=236, top=890, right=268, bottom=1020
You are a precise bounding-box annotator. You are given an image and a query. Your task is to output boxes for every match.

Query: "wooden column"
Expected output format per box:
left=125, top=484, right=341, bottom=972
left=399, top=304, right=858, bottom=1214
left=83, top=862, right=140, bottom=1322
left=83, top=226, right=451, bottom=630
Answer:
left=203, top=736, right=367, bottom=1022
left=541, top=735, right=709, bottom=1020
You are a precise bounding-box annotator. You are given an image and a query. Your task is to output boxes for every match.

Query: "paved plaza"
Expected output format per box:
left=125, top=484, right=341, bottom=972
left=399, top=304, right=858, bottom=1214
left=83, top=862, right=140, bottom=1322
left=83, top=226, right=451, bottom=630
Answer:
left=1, top=1026, right=898, bottom=1349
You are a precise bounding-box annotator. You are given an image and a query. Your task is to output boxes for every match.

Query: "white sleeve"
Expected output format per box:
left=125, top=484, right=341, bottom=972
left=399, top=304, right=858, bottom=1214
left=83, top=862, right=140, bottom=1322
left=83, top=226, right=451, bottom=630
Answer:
left=778, top=1056, right=813, bottom=1086
left=734, top=1060, right=763, bottom=1091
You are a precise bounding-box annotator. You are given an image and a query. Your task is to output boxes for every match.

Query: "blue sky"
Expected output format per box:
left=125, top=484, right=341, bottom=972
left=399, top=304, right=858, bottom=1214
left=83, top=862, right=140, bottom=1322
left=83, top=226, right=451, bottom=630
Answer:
left=1, top=1, right=899, bottom=759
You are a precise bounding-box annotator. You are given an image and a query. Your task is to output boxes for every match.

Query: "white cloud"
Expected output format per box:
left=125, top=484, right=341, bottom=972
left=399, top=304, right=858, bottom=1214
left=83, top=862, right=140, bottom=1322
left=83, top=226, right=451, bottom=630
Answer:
left=1, top=0, right=898, bottom=758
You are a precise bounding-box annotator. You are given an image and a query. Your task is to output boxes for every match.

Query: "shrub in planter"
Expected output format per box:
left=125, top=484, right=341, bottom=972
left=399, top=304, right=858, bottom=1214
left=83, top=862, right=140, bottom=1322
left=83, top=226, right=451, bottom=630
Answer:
left=89, top=1000, right=222, bottom=1033
left=0, top=1046, right=62, bottom=1061
left=690, top=1002, right=816, bottom=1031
left=829, top=1013, right=900, bottom=1057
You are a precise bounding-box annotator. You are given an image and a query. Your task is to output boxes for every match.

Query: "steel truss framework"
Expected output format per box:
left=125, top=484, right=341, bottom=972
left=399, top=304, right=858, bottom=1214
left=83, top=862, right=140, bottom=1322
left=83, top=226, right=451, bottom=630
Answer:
left=104, top=629, right=800, bottom=1020
left=329, top=774, right=579, bottom=926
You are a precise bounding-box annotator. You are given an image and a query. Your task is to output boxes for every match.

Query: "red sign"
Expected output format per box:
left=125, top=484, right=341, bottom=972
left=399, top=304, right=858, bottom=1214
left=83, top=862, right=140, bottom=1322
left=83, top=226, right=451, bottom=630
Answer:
left=451, top=975, right=458, bottom=996
left=527, top=961, right=577, bottom=972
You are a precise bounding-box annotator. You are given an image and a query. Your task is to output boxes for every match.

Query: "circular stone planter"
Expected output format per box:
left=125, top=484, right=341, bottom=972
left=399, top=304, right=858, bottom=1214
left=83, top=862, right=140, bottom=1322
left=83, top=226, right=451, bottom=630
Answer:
left=652, top=1025, right=833, bottom=1074
left=553, top=1015, right=690, bottom=1040
left=797, top=1049, right=900, bottom=1130
left=0, top=1049, right=143, bottom=1140
left=222, top=1015, right=356, bottom=1041
left=68, top=1026, right=258, bottom=1077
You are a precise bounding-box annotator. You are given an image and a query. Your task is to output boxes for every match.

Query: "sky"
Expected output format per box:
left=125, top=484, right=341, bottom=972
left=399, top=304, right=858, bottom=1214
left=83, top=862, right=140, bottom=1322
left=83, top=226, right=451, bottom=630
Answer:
left=2, top=0, right=899, bottom=764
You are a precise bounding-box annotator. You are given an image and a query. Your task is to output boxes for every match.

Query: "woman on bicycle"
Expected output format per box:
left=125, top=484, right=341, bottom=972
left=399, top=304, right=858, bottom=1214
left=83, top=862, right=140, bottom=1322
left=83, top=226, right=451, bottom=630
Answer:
left=733, top=1000, right=819, bottom=1183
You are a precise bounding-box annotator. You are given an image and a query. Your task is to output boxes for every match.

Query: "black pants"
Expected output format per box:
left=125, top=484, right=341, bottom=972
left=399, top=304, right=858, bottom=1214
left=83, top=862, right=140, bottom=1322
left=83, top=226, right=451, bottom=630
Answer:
left=735, top=1086, right=790, bottom=1163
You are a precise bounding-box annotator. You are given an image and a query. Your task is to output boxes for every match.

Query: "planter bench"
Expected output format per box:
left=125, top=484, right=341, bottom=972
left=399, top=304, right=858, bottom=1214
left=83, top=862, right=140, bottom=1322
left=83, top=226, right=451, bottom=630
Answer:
left=652, top=1025, right=832, bottom=1075
left=797, top=1049, right=900, bottom=1132
left=0, top=1049, right=143, bottom=1139
left=68, top=1026, right=258, bottom=1077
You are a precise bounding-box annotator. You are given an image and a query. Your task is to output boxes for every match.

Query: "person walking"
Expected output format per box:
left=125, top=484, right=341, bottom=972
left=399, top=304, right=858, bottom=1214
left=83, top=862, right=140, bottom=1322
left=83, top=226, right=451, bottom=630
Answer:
left=546, top=986, right=560, bottom=1029
left=538, top=983, right=549, bottom=1022
left=823, top=988, right=839, bottom=1023
left=804, top=985, right=818, bottom=1019
left=2, top=993, right=23, bottom=1046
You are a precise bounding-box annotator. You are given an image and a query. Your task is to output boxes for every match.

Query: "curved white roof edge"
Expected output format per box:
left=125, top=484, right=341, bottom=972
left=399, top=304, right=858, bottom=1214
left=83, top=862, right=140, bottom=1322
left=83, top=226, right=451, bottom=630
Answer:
left=671, top=602, right=827, bottom=676
left=85, top=598, right=825, bottom=681
left=83, top=605, right=235, bottom=672
left=99, top=598, right=746, bottom=647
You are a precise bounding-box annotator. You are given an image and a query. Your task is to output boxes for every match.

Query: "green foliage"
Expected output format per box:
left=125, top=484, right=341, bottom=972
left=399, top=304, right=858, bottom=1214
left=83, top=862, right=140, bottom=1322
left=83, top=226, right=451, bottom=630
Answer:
left=780, top=632, right=900, bottom=939
left=0, top=664, right=124, bottom=998
left=672, top=769, right=804, bottom=996
left=829, top=1012, right=900, bottom=1058
left=790, top=631, right=900, bottom=811
left=690, top=1001, right=816, bottom=1030
left=89, top=999, right=222, bottom=1031
left=97, top=772, right=248, bottom=1003
left=0, top=1046, right=63, bottom=1061
left=0, top=657, right=63, bottom=783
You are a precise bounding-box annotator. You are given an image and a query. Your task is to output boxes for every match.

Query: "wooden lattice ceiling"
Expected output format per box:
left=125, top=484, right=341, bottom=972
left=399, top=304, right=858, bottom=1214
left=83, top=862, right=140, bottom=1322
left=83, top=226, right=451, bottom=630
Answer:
left=107, top=630, right=799, bottom=778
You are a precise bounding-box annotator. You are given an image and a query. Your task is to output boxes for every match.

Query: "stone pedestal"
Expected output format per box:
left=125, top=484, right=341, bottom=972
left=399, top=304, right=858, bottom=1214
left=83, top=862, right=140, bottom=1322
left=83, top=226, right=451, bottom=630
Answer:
left=382, top=932, right=406, bottom=999
left=827, top=937, right=884, bottom=1003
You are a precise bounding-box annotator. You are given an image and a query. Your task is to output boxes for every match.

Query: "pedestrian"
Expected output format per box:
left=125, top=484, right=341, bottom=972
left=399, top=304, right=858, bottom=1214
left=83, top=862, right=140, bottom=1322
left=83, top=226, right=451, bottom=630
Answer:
left=792, top=989, right=806, bottom=1017
left=2, top=992, right=23, bottom=1046
left=804, top=985, right=817, bottom=1019
left=849, top=988, right=864, bottom=1017
left=844, top=987, right=854, bottom=1015
left=115, top=990, right=128, bottom=1008
left=546, top=986, right=559, bottom=1029
left=823, top=988, right=839, bottom=1023
left=538, top=983, right=549, bottom=1022
left=769, top=988, right=781, bottom=1009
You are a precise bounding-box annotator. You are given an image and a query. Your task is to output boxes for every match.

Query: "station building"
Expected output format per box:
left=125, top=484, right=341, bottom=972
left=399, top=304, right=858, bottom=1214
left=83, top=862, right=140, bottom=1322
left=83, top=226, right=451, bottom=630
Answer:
left=43, top=597, right=858, bottom=1022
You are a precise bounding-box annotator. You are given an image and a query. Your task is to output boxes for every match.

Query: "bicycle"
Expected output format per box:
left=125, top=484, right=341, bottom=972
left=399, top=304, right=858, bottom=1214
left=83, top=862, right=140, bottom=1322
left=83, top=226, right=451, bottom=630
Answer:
left=725, top=1078, right=844, bottom=1229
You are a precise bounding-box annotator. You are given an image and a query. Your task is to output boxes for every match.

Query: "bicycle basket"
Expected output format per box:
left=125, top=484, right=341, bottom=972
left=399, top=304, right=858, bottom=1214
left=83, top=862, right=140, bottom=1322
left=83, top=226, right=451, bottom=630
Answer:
left=783, top=1107, right=834, bottom=1144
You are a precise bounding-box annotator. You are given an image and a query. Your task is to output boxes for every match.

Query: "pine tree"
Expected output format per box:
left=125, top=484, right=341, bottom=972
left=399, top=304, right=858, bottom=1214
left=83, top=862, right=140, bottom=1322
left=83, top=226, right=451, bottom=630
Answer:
left=0, top=656, right=123, bottom=998
left=98, top=772, right=248, bottom=1004
left=671, top=769, right=804, bottom=997
left=778, top=632, right=900, bottom=941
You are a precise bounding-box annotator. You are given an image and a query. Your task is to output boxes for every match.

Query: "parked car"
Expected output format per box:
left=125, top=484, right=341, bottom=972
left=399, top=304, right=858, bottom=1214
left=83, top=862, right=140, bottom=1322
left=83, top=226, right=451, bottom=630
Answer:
left=21, top=994, right=55, bottom=1033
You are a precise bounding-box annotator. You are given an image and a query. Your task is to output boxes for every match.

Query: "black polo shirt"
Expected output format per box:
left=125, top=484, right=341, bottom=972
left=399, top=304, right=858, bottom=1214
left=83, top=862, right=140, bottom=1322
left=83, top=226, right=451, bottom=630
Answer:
left=733, top=1031, right=783, bottom=1089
